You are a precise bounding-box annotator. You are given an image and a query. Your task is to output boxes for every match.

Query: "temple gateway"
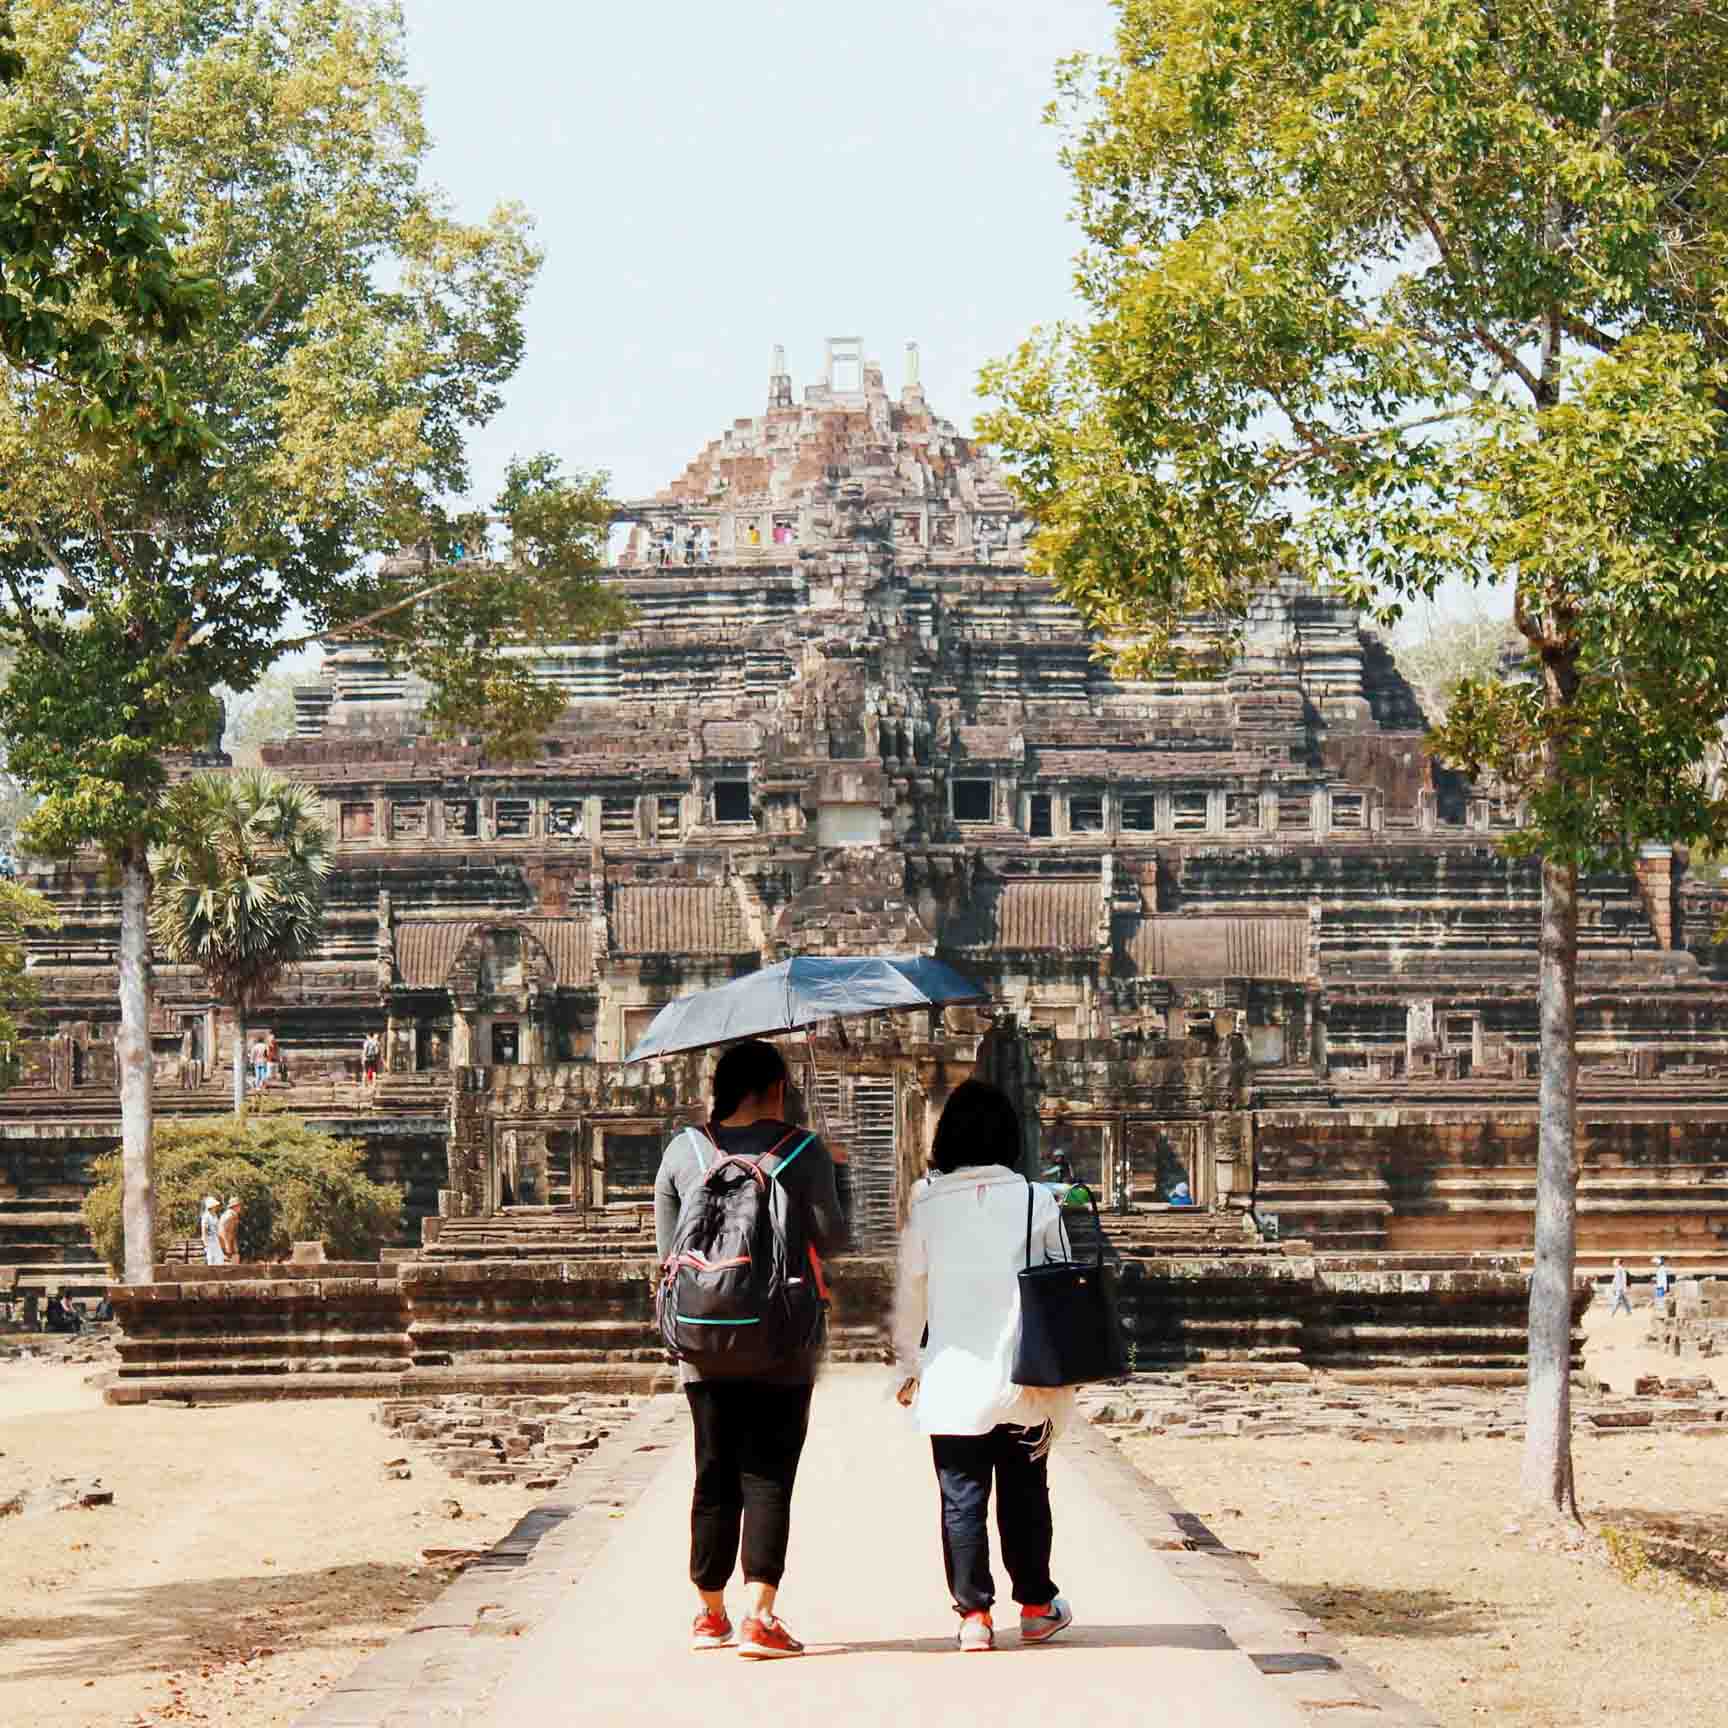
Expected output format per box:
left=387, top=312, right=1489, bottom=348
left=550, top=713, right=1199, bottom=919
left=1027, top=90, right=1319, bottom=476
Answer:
left=6, top=339, right=1728, bottom=1316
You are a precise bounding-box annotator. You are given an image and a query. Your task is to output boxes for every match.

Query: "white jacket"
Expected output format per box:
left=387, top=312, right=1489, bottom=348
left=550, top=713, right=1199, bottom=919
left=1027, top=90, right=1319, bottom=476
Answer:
left=893, top=1166, right=1077, bottom=1438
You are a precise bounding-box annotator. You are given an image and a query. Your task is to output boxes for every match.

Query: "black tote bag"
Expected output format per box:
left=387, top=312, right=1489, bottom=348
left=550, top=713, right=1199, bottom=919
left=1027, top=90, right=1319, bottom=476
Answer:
left=1011, top=1178, right=1128, bottom=1388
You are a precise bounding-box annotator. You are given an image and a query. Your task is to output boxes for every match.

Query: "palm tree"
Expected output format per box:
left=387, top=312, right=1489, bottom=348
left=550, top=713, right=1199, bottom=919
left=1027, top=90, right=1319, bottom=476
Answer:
left=151, top=770, right=330, bottom=1116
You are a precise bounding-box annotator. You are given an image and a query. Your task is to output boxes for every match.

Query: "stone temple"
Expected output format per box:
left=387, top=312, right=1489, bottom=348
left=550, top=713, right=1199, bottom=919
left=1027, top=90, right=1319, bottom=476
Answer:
left=5, top=339, right=1727, bottom=1386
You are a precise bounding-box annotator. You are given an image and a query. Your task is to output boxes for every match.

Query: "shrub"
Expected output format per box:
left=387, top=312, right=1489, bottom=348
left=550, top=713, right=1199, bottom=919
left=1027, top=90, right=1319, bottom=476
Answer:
left=83, top=1117, right=404, bottom=1271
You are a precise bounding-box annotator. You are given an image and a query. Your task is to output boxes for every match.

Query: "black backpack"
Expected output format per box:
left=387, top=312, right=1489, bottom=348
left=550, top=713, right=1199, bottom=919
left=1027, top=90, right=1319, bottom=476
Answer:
left=657, top=1126, right=826, bottom=1375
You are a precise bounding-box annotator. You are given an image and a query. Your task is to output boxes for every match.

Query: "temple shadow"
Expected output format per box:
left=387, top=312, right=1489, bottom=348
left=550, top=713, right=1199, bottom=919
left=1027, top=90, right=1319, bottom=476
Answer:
left=809, top=1623, right=1237, bottom=1656
left=0, top=1561, right=434, bottom=1684
left=1269, top=1581, right=1499, bottom=1641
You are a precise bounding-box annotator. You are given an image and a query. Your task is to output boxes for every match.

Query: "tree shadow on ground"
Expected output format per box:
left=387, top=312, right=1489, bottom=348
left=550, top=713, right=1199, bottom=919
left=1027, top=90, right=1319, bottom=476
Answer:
left=1594, top=1506, right=1728, bottom=1593
left=1270, top=1580, right=1503, bottom=1642
left=0, top=1560, right=435, bottom=1684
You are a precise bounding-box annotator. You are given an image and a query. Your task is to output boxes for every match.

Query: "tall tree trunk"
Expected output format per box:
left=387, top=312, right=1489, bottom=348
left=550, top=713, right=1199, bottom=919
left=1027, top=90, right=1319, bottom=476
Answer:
left=232, top=1004, right=247, bottom=1117
left=1521, top=853, right=1581, bottom=1519
left=117, top=849, right=157, bottom=1283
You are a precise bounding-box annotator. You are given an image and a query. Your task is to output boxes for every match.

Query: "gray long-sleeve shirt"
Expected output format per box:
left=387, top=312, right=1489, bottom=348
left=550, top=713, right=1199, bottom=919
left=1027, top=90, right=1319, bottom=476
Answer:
left=654, top=1118, right=849, bottom=1385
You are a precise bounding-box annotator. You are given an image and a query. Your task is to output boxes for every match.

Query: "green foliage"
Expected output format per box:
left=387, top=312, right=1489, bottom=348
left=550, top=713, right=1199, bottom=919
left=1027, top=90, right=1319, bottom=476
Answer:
left=984, top=0, right=1728, bottom=874
left=149, top=768, right=329, bottom=1015
left=1394, top=600, right=1514, bottom=726
left=0, top=0, right=630, bottom=877
left=0, top=874, right=56, bottom=1081
left=81, top=1115, right=403, bottom=1270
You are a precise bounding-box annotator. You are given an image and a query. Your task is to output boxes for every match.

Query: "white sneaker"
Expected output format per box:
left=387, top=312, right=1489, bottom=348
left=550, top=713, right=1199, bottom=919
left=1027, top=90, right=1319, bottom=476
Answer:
left=1020, top=1597, right=1073, bottom=1644
left=958, top=1611, right=994, bottom=1652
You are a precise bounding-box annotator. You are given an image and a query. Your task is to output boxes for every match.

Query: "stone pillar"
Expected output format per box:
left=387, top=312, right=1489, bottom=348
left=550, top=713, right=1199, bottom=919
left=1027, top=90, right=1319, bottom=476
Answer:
left=1634, top=843, right=1681, bottom=949
left=451, top=1011, right=475, bottom=1068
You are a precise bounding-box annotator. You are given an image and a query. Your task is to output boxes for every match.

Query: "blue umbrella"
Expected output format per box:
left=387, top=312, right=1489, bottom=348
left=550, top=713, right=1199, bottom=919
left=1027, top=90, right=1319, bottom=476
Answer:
left=623, top=954, right=990, bottom=1061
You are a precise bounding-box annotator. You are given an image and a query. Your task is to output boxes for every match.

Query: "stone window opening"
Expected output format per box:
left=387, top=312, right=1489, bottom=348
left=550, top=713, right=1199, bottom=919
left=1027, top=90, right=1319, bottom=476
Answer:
left=952, top=779, right=993, bottom=824
left=443, top=799, right=478, bottom=838
left=1172, top=792, right=1208, bottom=832
left=657, top=797, right=682, bottom=840
left=1225, top=792, right=1259, bottom=830
left=1121, top=795, right=1156, bottom=833
left=549, top=800, right=585, bottom=840
left=1276, top=794, right=1312, bottom=830
left=390, top=801, right=428, bottom=839
left=1332, top=792, right=1365, bottom=830
left=495, top=798, right=533, bottom=839
left=1028, top=793, right=1054, bottom=839
left=490, top=1020, right=520, bottom=1065
left=713, top=779, right=752, bottom=825
left=339, top=801, right=375, bottom=841
left=601, top=796, right=637, bottom=838
left=1070, top=792, right=1105, bottom=834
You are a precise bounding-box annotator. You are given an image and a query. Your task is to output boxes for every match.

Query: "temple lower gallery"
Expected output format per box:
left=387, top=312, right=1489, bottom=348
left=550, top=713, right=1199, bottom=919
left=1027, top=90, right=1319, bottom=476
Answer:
left=6, top=340, right=1728, bottom=1373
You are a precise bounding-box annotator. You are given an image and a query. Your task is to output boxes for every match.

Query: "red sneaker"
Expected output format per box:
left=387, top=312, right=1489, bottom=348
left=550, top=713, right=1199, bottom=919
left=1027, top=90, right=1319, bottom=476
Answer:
left=691, top=1608, right=733, bottom=1650
left=736, top=1613, right=805, bottom=1659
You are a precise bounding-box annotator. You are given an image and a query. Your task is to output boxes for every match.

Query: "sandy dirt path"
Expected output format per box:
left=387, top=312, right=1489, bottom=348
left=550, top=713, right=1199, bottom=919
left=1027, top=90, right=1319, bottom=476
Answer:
left=0, top=1362, right=528, bottom=1728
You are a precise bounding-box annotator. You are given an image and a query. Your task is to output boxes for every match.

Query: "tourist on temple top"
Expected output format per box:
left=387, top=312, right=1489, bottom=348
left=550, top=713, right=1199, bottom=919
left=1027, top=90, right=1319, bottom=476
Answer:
left=217, top=1196, right=243, bottom=1263
left=201, top=1195, right=225, bottom=1266
left=892, top=1079, right=1075, bottom=1654
left=361, top=1031, right=382, bottom=1087
left=1609, top=1258, right=1634, bottom=1318
left=654, top=1038, right=848, bottom=1660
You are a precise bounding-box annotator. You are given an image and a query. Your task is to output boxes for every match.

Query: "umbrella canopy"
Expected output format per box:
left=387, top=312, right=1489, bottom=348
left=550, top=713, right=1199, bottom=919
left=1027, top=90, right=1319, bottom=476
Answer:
left=623, top=954, right=990, bottom=1062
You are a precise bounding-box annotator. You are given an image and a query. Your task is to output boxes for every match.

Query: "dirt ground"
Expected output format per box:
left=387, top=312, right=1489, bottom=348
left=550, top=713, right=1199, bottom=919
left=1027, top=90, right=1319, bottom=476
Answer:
left=0, top=1359, right=531, bottom=1728
left=1124, top=1304, right=1728, bottom=1728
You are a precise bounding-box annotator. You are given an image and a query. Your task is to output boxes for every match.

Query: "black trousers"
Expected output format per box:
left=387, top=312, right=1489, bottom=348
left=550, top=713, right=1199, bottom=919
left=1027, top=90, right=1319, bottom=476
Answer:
left=931, top=1425, right=1059, bottom=1614
left=686, top=1382, right=813, bottom=1590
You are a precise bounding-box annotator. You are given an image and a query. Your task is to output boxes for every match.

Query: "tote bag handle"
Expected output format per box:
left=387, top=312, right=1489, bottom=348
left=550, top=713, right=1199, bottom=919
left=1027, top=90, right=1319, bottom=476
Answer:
left=1025, top=1175, right=1101, bottom=1269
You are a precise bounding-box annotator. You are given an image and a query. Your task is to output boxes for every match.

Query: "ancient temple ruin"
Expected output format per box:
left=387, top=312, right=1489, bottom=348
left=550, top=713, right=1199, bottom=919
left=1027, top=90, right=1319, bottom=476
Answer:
left=6, top=340, right=1728, bottom=1336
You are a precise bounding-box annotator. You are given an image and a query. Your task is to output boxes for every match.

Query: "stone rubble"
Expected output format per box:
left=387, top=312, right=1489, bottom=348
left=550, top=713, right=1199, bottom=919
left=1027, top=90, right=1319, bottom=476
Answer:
left=374, top=1391, right=642, bottom=1488
left=1080, top=1371, right=1728, bottom=1442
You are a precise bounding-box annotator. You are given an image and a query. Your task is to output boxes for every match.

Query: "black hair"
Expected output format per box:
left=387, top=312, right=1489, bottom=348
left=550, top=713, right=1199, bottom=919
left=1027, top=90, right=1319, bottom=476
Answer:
left=930, top=1079, right=1021, bottom=1175
left=710, top=1039, right=790, bottom=1123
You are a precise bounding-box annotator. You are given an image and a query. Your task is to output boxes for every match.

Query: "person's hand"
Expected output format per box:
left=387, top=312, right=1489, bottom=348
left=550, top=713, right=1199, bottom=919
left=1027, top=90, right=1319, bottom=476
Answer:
left=895, top=1376, right=918, bottom=1408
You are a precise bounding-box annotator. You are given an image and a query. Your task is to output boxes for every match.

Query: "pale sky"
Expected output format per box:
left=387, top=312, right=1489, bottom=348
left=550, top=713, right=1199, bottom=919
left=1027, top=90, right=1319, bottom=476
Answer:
left=399, top=0, right=1118, bottom=504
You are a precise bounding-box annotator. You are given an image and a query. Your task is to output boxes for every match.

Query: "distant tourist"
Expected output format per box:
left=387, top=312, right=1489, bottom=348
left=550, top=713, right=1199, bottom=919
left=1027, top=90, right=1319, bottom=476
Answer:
left=250, top=1036, right=269, bottom=1092
left=43, top=1291, right=81, bottom=1334
left=265, top=1031, right=280, bottom=1084
left=654, top=1039, right=847, bottom=1659
left=217, top=1195, right=243, bottom=1263
left=893, top=1079, right=1075, bottom=1653
left=695, top=525, right=712, bottom=564
left=1165, top=1176, right=1195, bottom=1207
left=201, top=1195, right=225, bottom=1266
left=362, top=1031, right=382, bottom=1087
left=1609, top=1258, right=1633, bottom=1318
left=1652, top=1255, right=1673, bottom=1313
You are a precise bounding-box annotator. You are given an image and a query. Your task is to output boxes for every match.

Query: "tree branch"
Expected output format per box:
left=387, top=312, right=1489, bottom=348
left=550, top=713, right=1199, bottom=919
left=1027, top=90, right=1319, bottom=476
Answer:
left=276, top=564, right=484, bottom=652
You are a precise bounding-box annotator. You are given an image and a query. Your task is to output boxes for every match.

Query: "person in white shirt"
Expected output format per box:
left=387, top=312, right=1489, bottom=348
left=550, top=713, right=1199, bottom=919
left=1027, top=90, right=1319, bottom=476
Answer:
left=893, top=1079, right=1076, bottom=1654
left=200, top=1196, right=224, bottom=1266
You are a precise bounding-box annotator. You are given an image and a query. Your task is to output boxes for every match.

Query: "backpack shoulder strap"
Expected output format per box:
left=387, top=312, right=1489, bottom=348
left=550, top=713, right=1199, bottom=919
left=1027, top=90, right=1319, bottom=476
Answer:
left=763, top=1130, right=816, bottom=1182
left=684, top=1124, right=719, bottom=1176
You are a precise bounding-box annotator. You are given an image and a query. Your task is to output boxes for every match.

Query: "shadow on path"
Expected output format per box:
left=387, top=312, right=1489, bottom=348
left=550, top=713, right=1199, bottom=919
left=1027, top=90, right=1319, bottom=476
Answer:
left=811, top=1623, right=1238, bottom=1656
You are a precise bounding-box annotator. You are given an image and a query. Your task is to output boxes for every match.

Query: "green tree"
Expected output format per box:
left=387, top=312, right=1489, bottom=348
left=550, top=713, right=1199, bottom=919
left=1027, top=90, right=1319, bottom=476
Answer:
left=220, top=651, right=318, bottom=769
left=1395, top=600, right=1515, bottom=727
left=985, top=0, right=1728, bottom=1519
left=150, top=769, right=329, bottom=1117
left=82, top=1115, right=403, bottom=1269
left=0, top=2, right=628, bottom=1285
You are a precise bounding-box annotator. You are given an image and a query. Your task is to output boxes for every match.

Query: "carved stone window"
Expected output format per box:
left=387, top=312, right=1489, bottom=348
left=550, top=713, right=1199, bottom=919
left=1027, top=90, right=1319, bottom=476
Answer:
left=495, top=799, right=533, bottom=838
left=340, top=802, right=375, bottom=841
left=713, top=779, right=751, bottom=824
left=490, top=1020, right=520, bottom=1065
left=443, top=800, right=478, bottom=838
left=390, top=801, right=427, bottom=839
left=1070, top=793, right=1105, bottom=833
left=548, top=800, right=585, bottom=839
left=657, top=797, right=682, bottom=840
left=1331, top=792, right=1365, bottom=830
left=602, top=1130, right=663, bottom=1205
left=1121, top=795, right=1156, bottom=832
left=1277, top=795, right=1312, bottom=830
left=952, top=780, right=993, bottom=824
left=1172, top=792, right=1208, bottom=832
left=601, top=796, right=637, bottom=838
left=1028, top=793, right=1053, bottom=839
left=1225, top=793, right=1259, bottom=830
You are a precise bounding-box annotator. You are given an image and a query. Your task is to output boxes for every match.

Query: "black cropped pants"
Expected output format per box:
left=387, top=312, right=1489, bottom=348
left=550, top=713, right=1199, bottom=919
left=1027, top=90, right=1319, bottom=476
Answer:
left=685, top=1381, right=813, bottom=1590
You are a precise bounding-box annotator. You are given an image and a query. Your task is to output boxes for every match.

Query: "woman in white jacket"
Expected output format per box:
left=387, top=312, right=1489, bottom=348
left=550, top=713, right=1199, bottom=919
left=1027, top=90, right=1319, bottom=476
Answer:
left=893, top=1079, right=1076, bottom=1653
